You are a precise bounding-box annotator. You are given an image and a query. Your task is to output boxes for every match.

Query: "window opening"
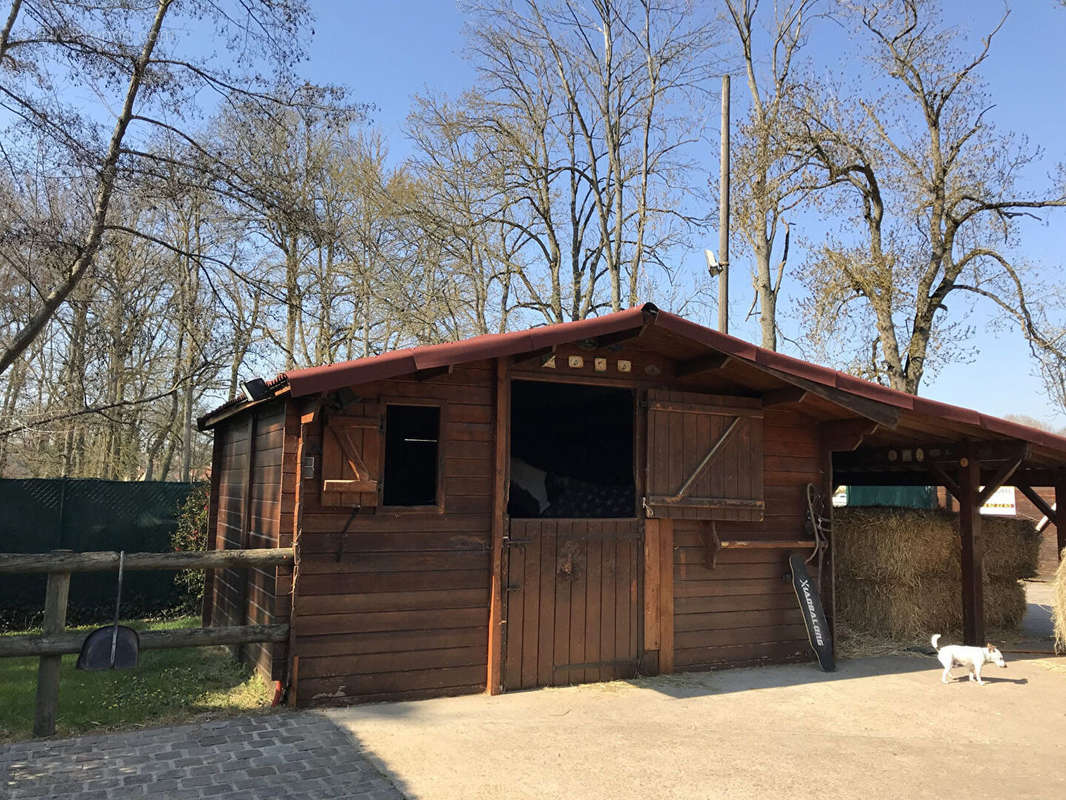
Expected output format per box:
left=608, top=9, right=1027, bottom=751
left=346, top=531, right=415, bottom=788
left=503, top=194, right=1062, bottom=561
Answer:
left=508, top=380, right=635, bottom=518
left=383, top=405, right=440, bottom=506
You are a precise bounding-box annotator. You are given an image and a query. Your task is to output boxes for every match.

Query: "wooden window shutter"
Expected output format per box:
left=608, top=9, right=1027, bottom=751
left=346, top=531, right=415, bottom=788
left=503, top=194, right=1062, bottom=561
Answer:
left=645, top=389, right=764, bottom=522
left=321, top=410, right=381, bottom=508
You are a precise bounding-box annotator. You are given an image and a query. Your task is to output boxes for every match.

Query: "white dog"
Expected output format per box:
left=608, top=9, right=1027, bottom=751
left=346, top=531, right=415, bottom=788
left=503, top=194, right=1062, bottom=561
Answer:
left=931, top=634, right=1007, bottom=685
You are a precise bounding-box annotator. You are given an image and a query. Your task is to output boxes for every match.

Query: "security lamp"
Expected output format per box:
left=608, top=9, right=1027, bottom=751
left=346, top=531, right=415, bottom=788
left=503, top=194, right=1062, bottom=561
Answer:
left=240, top=377, right=269, bottom=401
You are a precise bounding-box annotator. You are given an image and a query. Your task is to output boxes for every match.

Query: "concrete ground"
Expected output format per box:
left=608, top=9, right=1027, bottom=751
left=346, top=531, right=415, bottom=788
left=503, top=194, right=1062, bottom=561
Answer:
left=326, top=651, right=1066, bottom=800
left=2, top=582, right=1061, bottom=799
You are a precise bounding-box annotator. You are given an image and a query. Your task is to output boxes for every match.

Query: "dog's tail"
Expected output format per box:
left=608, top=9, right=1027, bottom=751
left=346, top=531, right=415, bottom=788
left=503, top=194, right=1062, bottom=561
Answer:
left=931, top=633, right=941, bottom=652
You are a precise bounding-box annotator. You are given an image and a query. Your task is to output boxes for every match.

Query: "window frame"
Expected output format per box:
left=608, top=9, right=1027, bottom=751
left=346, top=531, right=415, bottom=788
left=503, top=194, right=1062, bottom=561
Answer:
left=379, top=399, right=446, bottom=513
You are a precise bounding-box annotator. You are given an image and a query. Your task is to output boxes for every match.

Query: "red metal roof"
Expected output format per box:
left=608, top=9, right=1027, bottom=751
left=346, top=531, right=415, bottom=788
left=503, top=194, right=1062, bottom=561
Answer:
left=200, top=302, right=1066, bottom=456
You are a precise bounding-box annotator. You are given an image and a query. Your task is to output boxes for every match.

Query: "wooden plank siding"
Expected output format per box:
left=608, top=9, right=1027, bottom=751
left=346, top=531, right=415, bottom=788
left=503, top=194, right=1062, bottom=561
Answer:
left=291, top=360, right=495, bottom=706
left=670, top=408, right=821, bottom=671
left=207, top=399, right=293, bottom=681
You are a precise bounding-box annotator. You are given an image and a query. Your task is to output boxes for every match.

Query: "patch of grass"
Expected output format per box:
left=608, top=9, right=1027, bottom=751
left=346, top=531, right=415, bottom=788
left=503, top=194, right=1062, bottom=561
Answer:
left=0, top=616, right=274, bottom=743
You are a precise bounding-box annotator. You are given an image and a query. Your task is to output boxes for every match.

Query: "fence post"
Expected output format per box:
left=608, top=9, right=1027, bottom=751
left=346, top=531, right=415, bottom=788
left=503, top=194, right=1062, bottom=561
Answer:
left=33, top=552, right=71, bottom=737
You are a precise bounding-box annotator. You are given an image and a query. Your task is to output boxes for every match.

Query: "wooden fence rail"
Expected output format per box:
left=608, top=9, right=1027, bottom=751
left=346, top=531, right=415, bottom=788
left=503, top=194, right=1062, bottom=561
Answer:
left=0, top=547, right=293, bottom=573
left=0, top=623, right=290, bottom=658
left=0, top=547, right=294, bottom=738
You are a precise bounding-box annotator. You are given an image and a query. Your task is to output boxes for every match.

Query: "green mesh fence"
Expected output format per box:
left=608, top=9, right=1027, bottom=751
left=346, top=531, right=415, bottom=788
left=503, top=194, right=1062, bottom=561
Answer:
left=0, top=479, right=197, bottom=630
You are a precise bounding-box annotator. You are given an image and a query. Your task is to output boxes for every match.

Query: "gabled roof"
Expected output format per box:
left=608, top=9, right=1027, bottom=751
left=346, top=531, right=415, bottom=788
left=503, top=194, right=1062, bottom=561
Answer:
left=198, top=303, right=1066, bottom=463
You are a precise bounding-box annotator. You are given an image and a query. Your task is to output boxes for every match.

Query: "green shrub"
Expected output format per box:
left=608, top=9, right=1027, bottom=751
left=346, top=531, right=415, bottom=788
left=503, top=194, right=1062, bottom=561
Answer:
left=171, top=481, right=210, bottom=608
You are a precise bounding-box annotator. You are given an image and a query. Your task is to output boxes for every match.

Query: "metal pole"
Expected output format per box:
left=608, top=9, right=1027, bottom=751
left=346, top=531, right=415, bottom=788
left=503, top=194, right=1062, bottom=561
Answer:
left=718, top=74, right=731, bottom=335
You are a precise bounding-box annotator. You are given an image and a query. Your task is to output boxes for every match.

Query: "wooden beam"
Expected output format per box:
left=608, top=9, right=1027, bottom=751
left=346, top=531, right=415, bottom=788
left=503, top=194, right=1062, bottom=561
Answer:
left=0, top=548, right=295, bottom=574
left=975, top=447, right=1027, bottom=506
left=761, top=387, right=809, bottom=408
left=675, top=352, right=731, bottom=377
left=719, top=539, right=813, bottom=549
left=1057, top=475, right=1066, bottom=561
left=929, top=461, right=961, bottom=502
left=959, top=443, right=985, bottom=646
left=659, top=519, right=674, bottom=673
left=1016, top=482, right=1056, bottom=526
left=588, top=327, right=646, bottom=349
left=414, top=365, right=453, bottom=381
left=819, top=420, right=879, bottom=453
left=760, top=366, right=901, bottom=427
left=487, top=356, right=510, bottom=694
left=0, top=624, right=290, bottom=659
left=33, top=561, right=70, bottom=736
left=815, top=436, right=838, bottom=659
left=512, top=345, right=556, bottom=367
left=644, top=519, right=661, bottom=655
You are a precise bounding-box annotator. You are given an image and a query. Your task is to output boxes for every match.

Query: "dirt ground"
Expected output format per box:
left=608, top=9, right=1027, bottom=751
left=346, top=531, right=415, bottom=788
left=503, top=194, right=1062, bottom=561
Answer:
left=325, top=584, right=1066, bottom=800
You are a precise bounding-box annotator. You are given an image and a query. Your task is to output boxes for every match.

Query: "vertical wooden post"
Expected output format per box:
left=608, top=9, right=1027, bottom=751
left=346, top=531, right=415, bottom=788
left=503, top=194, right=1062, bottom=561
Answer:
left=487, top=356, right=511, bottom=694
left=1055, top=474, right=1066, bottom=561
left=34, top=558, right=71, bottom=737
left=643, top=518, right=661, bottom=660
left=658, top=519, right=675, bottom=674
left=818, top=448, right=837, bottom=654
left=959, top=444, right=984, bottom=646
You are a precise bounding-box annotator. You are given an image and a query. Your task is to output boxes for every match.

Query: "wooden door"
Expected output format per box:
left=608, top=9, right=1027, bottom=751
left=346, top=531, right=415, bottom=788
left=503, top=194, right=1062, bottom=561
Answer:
left=502, top=518, right=641, bottom=690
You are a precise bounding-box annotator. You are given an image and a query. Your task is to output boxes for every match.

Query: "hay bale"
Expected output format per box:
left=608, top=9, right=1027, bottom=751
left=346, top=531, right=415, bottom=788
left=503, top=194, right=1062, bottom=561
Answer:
left=983, top=516, right=1041, bottom=580
left=835, top=508, right=1039, bottom=581
left=837, top=575, right=1025, bottom=639
left=1055, top=550, right=1066, bottom=654
left=834, top=508, right=957, bottom=581
left=834, top=507, right=1036, bottom=641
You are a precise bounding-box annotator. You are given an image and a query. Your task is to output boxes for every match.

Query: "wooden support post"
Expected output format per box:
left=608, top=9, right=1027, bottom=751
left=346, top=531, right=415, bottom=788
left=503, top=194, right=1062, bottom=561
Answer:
left=658, top=519, right=675, bottom=674
left=643, top=519, right=661, bottom=663
left=959, top=444, right=984, bottom=646
left=1056, top=475, right=1066, bottom=561
left=487, top=356, right=510, bottom=694
left=33, top=555, right=71, bottom=737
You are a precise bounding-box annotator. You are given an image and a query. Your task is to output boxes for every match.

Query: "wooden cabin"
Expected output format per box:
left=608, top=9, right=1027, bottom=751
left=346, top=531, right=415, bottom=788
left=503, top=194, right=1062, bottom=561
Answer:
left=197, top=303, right=1066, bottom=706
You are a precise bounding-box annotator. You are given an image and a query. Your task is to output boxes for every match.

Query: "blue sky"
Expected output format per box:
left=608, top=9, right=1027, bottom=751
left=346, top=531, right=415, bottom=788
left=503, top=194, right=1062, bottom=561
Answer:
left=301, top=1, right=1066, bottom=424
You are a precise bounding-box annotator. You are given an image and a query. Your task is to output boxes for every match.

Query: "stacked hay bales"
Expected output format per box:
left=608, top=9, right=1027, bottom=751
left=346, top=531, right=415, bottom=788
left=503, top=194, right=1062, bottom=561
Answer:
left=835, top=508, right=1040, bottom=640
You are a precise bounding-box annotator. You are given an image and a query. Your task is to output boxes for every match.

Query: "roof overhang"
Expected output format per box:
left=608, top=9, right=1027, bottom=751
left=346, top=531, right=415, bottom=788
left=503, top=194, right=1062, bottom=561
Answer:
left=196, top=303, right=1066, bottom=475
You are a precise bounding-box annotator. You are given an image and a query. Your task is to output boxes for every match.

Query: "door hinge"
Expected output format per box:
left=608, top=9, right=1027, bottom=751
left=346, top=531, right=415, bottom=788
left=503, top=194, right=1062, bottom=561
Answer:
left=503, top=537, right=533, bottom=546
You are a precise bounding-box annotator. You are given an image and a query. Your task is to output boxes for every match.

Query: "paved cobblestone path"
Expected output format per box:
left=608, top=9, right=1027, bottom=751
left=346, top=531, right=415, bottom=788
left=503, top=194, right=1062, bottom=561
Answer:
left=0, top=711, right=407, bottom=799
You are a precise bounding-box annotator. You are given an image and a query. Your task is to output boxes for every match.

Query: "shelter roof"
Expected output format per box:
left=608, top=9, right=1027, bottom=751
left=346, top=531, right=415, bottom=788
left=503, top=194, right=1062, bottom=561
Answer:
left=198, top=303, right=1066, bottom=473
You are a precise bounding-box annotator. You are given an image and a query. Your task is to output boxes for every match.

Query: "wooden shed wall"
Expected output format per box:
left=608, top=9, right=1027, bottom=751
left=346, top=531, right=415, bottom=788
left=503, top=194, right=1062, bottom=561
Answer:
left=291, top=360, right=495, bottom=705
left=671, top=408, right=820, bottom=670
left=206, top=399, right=296, bottom=681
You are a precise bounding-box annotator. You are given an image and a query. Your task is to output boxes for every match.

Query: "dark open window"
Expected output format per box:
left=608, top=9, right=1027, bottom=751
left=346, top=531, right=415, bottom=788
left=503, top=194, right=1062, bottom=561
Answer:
left=383, top=404, right=440, bottom=507
left=508, top=380, right=635, bottom=518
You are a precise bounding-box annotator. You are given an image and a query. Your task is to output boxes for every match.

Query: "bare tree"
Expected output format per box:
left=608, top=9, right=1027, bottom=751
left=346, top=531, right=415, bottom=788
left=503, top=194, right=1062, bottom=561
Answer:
left=0, top=0, right=311, bottom=376
left=725, top=0, right=823, bottom=350
left=793, top=0, right=1066, bottom=393
left=418, top=0, right=720, bottom=322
